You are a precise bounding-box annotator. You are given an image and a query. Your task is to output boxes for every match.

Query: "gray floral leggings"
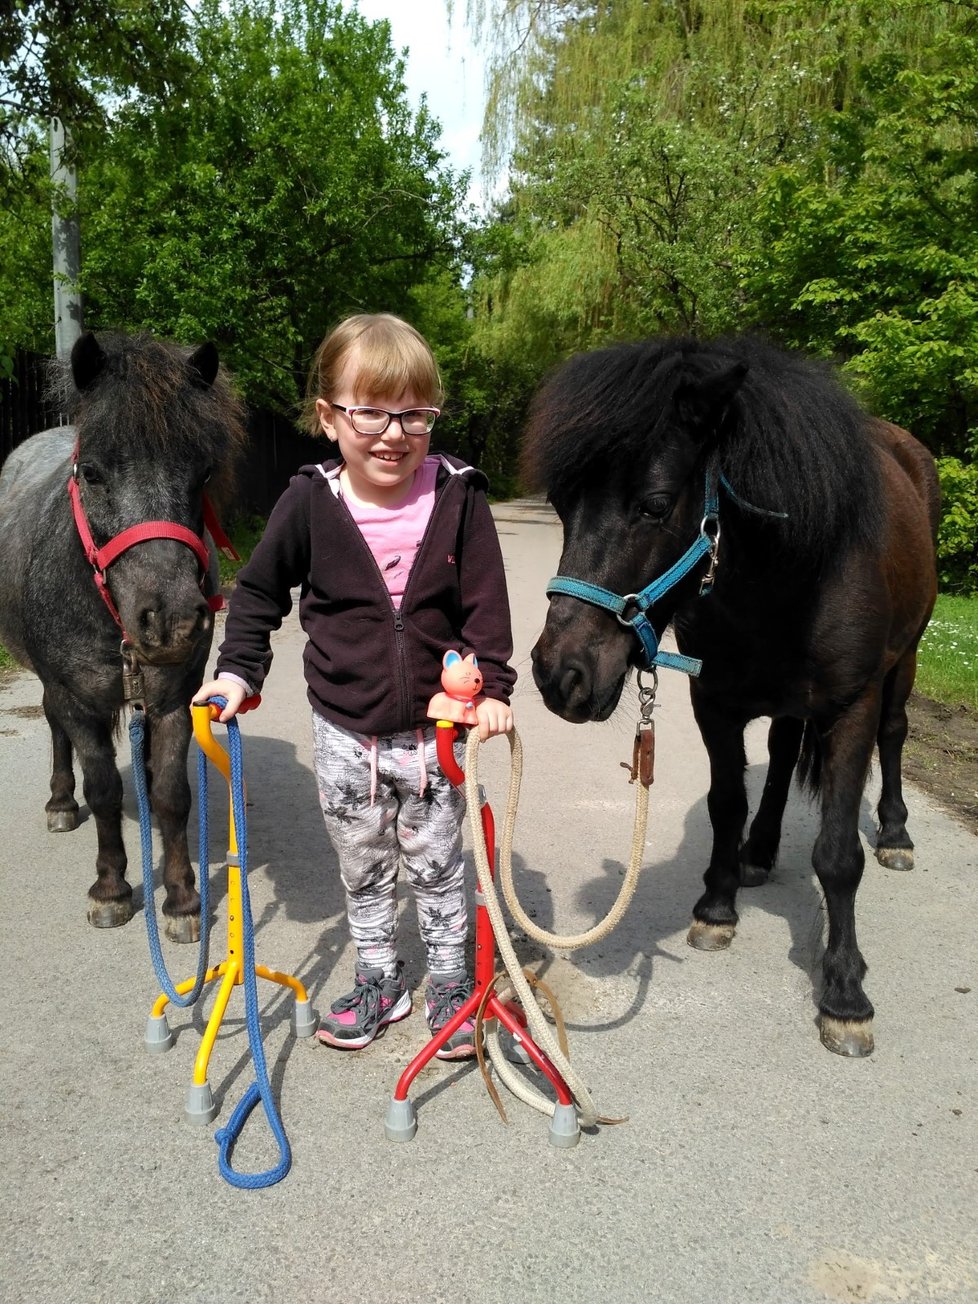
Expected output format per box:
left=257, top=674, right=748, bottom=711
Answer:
left=311, top=712, right=468, bottom=978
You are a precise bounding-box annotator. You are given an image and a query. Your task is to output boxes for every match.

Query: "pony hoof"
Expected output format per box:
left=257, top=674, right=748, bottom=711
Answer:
left=819, top=1016, right=874, bottom=1057
left=87, top=897, right=134, bottom=928
left=739, top=862, right=770, bottom=888
left=164, top=913, right=201, bottom=944
left=47, top=809, right=79, bottom=833
left=687, top=920, right=736, bottom=951
left=876, top=846, right=914, bottom=871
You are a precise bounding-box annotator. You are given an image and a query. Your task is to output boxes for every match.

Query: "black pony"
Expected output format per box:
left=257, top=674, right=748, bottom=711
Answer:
left=0, top=332, right=247, bottom=939
left=526, top=334, right=939, bottom=1056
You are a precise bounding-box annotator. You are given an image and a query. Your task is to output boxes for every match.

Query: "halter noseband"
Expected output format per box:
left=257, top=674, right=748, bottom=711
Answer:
left=68, top=444, right=235, bottom=642
left=546, top=461, right=722, bottom=678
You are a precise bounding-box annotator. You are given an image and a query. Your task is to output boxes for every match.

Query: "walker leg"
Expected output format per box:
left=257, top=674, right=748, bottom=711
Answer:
left=144, top=1012, right=174, bottom=1054
left=384, top=1096, right=418, bottom=1143
left=548, top=1102, right=581, bottom=1148
left=185, top=1080, right=219, bottom=1126
left=291, top=996, right=318, bottom=1039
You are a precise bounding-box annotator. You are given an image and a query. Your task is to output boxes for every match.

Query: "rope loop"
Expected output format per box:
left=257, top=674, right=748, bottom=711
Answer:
left=132, top=710, right=211, bottom=1007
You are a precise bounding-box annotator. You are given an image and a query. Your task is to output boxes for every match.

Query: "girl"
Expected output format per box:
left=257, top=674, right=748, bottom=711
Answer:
left=194, top=314, right=515, bottom=1059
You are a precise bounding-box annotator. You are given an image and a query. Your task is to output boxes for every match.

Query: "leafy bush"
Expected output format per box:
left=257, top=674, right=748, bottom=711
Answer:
left=936, top=457, right=978, bottom=595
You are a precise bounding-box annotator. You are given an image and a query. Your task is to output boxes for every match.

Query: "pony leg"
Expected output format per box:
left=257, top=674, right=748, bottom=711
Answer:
left=812, top=691, right=879, bottom=1057
left=740, top=716, right=804, bottom=886
left=43, top=692, right=80, bottom=833
left=147, top=704, right=200, bottom=944
left=687, top=697, right=748, bottom=952
left=71, top=717, right=133, bottom=928
left=874, top=651, right=916, bottom=871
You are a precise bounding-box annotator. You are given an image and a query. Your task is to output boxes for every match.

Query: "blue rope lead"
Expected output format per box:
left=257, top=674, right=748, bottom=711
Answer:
left=208, top=703, right=291, bottom=1189
left=131, top=710, right=211, bottom=1007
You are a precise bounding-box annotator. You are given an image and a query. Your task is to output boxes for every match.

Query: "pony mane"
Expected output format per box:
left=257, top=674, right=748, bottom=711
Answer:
left=48, top=332, right=248, bottom=511
left=521, top=334, right=885, bottom=568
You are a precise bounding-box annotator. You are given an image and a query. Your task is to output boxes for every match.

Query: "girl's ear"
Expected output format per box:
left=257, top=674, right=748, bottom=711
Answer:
left=464, top=653, right=479, bottom=668
left=443, top=649, right=462, bottom=668
left=316, top=397, right=338, bottom=441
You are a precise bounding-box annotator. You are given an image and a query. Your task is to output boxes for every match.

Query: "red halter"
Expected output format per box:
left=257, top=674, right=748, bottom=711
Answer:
left=68, top=445, right=238, bottom=639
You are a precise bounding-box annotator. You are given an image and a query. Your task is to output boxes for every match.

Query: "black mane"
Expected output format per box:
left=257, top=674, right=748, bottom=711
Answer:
left=522, top=334, right=885, bottom=567
left=48, top=332, right=247, bottom=511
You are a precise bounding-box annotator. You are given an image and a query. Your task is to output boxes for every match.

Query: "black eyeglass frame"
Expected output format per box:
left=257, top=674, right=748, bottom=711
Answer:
left=328, top=402, right=440, bottom=436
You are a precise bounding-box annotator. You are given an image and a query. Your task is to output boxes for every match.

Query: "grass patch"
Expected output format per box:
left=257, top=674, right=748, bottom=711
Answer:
left=0, top=643, right=14, bottom=672
left=915, top=594, right=978, bottom=710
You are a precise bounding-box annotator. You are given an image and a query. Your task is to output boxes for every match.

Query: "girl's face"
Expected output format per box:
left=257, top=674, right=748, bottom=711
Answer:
left=316, top=345, right=432, bottom=507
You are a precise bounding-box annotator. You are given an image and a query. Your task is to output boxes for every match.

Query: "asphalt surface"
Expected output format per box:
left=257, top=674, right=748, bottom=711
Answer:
left=1, top=499, right=976, bottom=1304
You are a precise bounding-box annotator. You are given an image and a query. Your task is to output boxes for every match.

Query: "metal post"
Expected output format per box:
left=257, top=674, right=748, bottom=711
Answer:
left=50, top=117, right=83, bottom=356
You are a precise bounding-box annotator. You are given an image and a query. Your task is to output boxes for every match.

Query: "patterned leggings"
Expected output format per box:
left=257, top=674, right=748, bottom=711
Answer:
left=311, top=712, right=468, bottom=978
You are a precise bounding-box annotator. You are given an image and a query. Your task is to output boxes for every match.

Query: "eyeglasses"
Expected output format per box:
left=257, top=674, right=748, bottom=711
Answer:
left=329, top=403, right=440, bottom=436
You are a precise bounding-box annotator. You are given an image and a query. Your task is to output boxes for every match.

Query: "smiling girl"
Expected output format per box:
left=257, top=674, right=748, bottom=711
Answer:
left=194, top=313, right=515, bottom=1058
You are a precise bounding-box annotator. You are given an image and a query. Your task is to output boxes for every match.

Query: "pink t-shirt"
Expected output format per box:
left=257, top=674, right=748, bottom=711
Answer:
left=342, top=457, right=438, bottom=603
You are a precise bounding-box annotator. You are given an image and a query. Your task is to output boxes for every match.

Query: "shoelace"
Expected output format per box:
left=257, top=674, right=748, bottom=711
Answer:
left=428, top=980, right=471, bottom=1026
left=332, top=975, right=389, bottom=1029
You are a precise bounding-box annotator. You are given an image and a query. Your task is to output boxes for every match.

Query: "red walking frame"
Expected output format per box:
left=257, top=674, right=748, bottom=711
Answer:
left=384, top=720, right=576, bottom=1143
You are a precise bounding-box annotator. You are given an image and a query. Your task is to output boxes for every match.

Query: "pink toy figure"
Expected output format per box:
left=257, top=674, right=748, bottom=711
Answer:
left=427, top=650, right=484, bottom=725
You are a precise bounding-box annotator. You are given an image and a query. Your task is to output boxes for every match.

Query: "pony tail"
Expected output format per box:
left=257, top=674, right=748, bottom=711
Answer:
left=796, top=722, right=822, bottom=796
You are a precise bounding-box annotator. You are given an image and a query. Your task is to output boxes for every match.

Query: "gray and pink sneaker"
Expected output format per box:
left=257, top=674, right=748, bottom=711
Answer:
left=426, top=971, right=478, bottom=1060
left=316, top=964, right=411, bottom=1049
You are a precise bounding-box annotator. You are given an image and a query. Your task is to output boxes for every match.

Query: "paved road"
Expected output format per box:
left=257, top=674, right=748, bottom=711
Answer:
left=2, top=500, right=976, bottom=1304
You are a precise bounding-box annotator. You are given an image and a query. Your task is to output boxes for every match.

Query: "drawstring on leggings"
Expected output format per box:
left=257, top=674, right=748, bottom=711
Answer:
left=367, top=729, right=430, bottom=807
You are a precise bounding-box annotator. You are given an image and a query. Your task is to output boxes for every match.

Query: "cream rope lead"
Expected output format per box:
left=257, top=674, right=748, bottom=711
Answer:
left=462, top=725, right=650, bottom=1128
left=464, top=725, right=650, bottom=951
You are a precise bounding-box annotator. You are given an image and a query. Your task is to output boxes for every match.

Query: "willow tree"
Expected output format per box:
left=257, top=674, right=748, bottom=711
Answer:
left=455, top=0, right=966, bottom=366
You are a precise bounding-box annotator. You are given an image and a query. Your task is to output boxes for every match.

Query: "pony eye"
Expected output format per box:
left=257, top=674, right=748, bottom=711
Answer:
left=638, top=494, right=673, bottom=522
left=79, top=463, right=103, bottom=485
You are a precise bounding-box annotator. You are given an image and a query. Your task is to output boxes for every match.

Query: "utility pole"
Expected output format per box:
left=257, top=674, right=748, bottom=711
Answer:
left=50, top=116, right=83, bottom=356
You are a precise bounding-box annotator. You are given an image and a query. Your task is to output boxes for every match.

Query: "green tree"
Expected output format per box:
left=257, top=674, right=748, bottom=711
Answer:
left=746, top=25, right=978, bottom=457
left=75, top=0, right=468, bottom=409
left=0, top=1, right=193, bottom=167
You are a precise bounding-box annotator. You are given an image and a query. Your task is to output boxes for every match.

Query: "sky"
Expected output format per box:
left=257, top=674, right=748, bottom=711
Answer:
left=347, top=0, right=493, bottom=208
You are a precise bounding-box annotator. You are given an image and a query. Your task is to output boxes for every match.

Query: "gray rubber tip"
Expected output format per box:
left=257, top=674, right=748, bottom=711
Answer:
left=548, top=1103, right=581, bottom=1148
left=144, top=1013, right=174, bottom=1055
left=292, top=997, right=318, bottom=1039
left=185, top=1081, right=219, bottom=1126
left=384, top=1096, right=418, bottom=1143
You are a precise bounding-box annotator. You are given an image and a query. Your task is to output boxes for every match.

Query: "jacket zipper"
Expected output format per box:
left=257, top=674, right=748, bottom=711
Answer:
left=341, top=472, right=454, bottom=731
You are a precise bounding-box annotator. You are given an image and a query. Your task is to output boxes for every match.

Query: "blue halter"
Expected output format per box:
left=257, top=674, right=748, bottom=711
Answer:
left=546, top=463, right=722, bottom=678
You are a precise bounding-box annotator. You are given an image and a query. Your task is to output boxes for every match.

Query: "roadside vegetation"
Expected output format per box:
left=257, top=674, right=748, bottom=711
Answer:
left=915, top=596, right=978, bottom=711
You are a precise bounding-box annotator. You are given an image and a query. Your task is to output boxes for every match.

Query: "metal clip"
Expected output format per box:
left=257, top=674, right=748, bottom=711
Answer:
left=699, top=516, right=721, bottom=595
left=121, top=642, right=145, bottom=711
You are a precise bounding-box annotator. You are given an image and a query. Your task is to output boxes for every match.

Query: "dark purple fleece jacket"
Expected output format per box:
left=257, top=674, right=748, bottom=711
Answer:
left=215, top=454, right=516, bottom=735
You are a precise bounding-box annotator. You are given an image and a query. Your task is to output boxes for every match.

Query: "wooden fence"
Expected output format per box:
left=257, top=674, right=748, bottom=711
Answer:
left=0, top=351, right=322, bottom=519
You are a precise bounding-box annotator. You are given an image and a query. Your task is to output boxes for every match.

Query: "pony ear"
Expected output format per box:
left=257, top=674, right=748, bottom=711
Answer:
left=675, top=361, right=748, bottom=435
left=70, top=332, right=106, bottom=391
left=187, top=341, right=219, bottom=387
left=443, top=650, right=462, bottom=668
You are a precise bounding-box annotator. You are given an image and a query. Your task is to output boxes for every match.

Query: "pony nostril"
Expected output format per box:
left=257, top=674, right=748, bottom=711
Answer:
left=138, top=607, right=162, bottom=642
left=558, top=658, right=591, bottom=708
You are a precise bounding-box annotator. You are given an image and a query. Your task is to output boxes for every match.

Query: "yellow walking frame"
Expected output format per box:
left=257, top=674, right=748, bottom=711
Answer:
left=144, top=702, right=318, bottom=1125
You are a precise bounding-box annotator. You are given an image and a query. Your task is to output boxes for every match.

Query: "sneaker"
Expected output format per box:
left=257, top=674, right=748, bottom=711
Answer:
left=426, top=971, right=478, bottom=1061
left=316, top=964, right=411, bottom=1050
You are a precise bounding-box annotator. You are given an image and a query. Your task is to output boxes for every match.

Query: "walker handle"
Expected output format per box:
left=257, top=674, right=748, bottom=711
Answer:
left=202, top=694, right=262, bottom=721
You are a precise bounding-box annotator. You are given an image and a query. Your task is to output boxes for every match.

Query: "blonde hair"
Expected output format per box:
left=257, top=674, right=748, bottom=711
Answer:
left=300, top=313, right=443, bottom=436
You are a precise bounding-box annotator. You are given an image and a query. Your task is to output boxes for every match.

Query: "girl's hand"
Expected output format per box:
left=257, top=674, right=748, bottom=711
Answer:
left=192, top=678, right=248, bottom=723
left=475, top=696, right=514, bottom=742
